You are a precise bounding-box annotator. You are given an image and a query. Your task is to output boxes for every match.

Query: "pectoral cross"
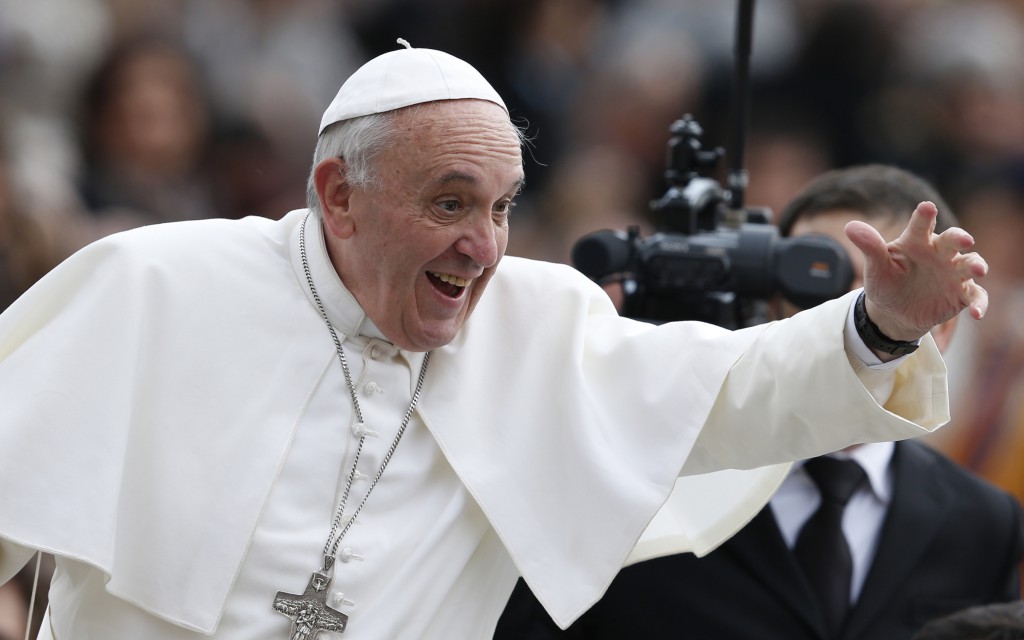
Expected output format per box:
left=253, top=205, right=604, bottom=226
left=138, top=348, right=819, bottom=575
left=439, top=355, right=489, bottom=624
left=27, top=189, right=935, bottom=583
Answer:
left=273, top=571, right=349, bottom=638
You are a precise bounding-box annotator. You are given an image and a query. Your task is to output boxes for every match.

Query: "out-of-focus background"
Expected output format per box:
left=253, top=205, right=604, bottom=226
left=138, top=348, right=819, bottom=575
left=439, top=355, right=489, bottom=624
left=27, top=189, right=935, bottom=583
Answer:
left=2, top=0, right=1024, bottom=637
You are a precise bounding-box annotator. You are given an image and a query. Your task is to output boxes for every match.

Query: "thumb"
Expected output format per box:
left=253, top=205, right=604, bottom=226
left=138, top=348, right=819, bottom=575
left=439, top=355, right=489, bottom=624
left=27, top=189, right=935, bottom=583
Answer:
left=845, top=220, right=889, bottom=263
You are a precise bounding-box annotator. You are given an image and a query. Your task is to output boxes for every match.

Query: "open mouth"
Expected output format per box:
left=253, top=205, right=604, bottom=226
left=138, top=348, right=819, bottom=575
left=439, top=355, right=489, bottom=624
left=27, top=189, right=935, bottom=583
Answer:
left=427, top=271, right=469, bottom=299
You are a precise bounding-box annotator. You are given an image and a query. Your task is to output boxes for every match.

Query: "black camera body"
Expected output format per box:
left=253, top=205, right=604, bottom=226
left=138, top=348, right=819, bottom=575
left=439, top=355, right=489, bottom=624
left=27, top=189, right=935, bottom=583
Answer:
left=571, top=115, right=853, bottom=328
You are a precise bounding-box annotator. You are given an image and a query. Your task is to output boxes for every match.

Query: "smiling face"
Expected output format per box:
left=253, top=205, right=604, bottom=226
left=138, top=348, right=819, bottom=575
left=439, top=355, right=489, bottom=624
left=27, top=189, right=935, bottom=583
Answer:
left=317, top=100, right=524, bottom=351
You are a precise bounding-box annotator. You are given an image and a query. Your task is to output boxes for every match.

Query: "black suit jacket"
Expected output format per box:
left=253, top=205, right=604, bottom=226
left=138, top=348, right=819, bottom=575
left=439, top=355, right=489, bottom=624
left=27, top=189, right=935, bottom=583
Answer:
left=495, top=441, right=1024, bottom=640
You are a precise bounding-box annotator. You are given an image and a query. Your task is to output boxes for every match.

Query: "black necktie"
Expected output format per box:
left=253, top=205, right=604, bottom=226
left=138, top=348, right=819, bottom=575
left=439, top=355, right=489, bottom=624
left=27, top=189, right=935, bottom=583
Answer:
left=794, top=457, right=867, bottom=637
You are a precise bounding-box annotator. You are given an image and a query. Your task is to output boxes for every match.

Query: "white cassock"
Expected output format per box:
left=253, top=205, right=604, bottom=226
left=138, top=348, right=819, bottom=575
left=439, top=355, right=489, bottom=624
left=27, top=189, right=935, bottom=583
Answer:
left=0, top=211, right=947, bottom=638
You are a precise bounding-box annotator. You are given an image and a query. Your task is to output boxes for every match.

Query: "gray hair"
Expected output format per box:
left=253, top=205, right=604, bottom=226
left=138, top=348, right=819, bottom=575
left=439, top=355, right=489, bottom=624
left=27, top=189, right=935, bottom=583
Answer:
left=305, top=103, right=530, bottom=215
left=305, top=112, right=397, bottom=215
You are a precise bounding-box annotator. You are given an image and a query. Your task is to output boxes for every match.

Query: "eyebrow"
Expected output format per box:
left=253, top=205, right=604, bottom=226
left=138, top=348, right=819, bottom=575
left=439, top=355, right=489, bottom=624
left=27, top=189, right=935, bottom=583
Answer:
left=437, top=171, right=526, bottom=194
left=436, top=171, right=477, bottom=188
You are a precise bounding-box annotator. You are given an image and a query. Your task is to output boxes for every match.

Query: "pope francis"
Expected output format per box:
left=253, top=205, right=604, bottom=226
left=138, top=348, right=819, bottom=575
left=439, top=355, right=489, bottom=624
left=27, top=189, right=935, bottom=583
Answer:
left=0, top=42, right=988, bottom=639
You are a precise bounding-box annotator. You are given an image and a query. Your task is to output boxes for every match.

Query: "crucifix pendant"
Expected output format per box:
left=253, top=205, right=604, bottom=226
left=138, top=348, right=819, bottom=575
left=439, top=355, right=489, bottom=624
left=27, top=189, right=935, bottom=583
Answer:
left=273, top=571, right=349, bottom=638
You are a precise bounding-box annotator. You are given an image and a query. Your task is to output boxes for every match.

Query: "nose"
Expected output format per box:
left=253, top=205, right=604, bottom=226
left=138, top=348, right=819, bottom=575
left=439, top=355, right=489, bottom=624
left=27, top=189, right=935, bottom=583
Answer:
left=455, top=213, right=502, bottom=268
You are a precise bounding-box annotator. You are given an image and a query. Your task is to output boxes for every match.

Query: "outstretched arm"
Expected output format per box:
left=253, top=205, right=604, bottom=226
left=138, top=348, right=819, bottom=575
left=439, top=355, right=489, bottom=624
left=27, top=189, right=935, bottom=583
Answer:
left=846, top=201, right=988, bottom=360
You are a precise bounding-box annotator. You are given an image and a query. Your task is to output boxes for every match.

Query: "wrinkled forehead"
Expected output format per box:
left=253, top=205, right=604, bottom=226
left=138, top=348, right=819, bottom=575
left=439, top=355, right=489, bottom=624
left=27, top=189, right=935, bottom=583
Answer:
left=394, top=99, right=517, bottom=133
left=390, top=100, right=524, bottom=163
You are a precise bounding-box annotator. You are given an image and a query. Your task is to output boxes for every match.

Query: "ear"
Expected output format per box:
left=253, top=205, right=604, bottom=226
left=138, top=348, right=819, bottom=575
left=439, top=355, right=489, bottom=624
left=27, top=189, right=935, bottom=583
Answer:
left=314, top=157, right=356, bottom=239
left=929, top=313, right=959, bottom=354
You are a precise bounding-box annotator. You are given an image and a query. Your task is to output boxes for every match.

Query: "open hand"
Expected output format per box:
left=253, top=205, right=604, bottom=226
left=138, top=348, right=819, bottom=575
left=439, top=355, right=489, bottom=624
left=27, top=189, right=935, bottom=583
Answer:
left=845, top=201, right=988, bottom=342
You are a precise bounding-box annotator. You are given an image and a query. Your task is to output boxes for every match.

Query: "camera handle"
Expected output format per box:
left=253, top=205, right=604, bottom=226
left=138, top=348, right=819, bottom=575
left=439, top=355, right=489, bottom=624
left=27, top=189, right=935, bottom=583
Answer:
left=727, top=0, right=756, bottom=211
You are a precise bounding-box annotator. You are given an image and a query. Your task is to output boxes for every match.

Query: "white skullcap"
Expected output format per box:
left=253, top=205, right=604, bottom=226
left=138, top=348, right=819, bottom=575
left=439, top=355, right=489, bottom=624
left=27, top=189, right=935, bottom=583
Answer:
left=318, top=39, right=507, bottom=135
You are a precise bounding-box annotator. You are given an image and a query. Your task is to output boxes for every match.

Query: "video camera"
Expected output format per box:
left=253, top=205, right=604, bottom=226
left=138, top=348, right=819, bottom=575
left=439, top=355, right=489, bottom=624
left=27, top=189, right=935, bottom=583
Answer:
left=570, top=0, right=852, bottom=329
left=571, top=115, right=853, bottom=328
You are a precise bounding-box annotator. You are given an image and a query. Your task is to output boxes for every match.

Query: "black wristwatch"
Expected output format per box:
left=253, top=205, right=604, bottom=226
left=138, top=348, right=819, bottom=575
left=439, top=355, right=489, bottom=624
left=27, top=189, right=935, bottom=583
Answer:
left=853, top=291, right=920, bottom=357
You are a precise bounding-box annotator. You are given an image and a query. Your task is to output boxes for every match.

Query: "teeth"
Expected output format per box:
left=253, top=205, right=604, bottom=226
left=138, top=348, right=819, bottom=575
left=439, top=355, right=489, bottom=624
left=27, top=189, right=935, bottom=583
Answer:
left=431, top=272, right=469, bottom=287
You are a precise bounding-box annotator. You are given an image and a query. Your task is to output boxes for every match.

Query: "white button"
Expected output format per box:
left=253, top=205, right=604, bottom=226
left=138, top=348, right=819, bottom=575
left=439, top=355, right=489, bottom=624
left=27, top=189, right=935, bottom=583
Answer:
left=351, top=423, right=378, bottom=438
left=339, top=547, right=361, bottom=563
left=370, top=345, right=383, bottom=360
left=364, top=382, right=382, bottom=396
left=332, top=592, right=354, bottom=607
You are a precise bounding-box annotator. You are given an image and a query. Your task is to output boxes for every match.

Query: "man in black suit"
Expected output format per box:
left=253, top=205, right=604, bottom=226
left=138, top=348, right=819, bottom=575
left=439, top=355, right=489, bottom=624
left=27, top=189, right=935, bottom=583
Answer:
left=494, top=165, right=1024, bottom=640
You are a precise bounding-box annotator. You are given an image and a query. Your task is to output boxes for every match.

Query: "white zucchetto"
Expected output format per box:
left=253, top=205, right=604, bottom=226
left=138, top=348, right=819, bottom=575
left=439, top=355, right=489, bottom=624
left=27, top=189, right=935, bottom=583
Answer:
left=318, top=39, right=507, bottom=134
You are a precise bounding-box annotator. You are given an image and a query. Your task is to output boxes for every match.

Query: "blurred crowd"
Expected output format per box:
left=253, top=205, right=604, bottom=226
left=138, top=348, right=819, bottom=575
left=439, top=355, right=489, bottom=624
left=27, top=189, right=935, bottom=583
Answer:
left=2, top=0, right=1024, bottom=637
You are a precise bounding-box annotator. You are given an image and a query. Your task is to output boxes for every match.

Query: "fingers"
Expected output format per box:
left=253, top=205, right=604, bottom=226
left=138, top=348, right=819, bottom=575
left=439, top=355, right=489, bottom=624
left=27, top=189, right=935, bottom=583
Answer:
left=951, top=243, right=988, bottom=320
left=846, top=202, right=947, bottom=261
left=845, top=220, right=888, bottom=262
left=904, top=201, right=939, bottom=240
left=964, top=280, right=989, bottom=320
left=936, top=227, right=976, bottom=260
left=954, top=251, right=989, bottom=280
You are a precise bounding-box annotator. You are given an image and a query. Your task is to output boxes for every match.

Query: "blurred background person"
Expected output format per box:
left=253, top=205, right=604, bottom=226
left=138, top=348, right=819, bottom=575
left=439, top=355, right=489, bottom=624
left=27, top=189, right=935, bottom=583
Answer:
left=0, top=111, right=77, bottom=312
left=75, top=36, right=216, bottom=231
left=0, top=144, right=61, bottom=312
left=179, top=0, right=365, bottom=215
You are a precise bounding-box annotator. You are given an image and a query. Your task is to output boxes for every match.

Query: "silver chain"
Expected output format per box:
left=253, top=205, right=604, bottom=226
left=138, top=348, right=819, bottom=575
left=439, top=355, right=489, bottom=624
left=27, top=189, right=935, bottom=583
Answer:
left=299, top=213, right=431, bottom=573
